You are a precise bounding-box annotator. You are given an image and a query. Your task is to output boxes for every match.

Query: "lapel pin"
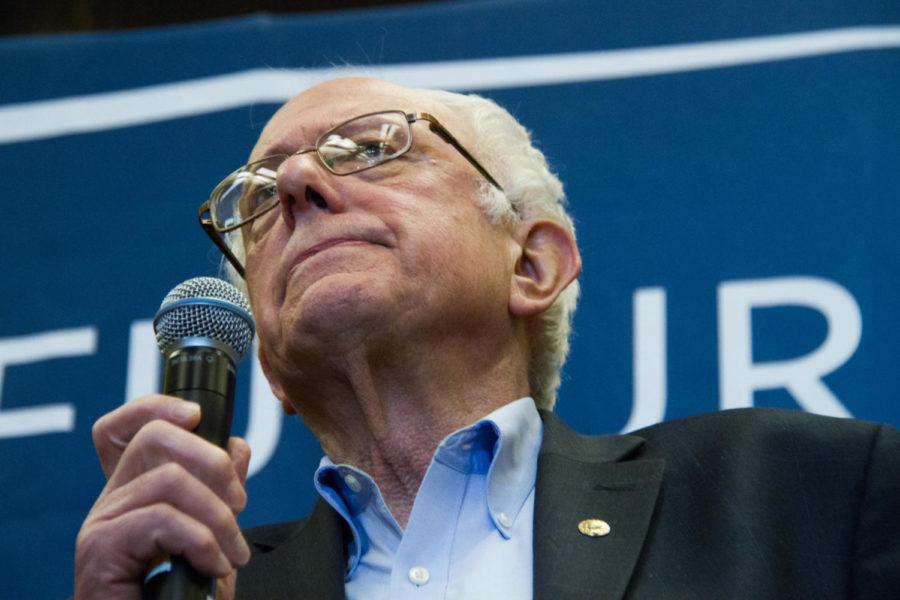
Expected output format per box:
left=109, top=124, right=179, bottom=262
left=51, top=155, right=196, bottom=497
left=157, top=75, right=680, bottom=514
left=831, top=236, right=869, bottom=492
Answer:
left=578, top=518, right=611, bottom=537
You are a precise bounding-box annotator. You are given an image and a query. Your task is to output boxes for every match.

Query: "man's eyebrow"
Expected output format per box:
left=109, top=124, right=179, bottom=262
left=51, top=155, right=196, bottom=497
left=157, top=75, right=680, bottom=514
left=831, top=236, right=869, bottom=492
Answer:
left=256, top=120, right=323, bottom=158
left=259, top=143, right=294, bottom=157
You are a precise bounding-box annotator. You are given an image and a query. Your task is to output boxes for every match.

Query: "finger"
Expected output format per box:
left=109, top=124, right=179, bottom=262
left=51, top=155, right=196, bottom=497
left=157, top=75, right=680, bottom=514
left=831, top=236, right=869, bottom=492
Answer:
left=216, top=570, right=238, bottom=600
left=93, top=395, right=201, bottom=478
left=92, top=463, right=250, bottom=565
left=227, top=437, right=252, bottom=486
left=79, top=503, right=234, bottom=580
left=107, top=420, right=245, bottom=511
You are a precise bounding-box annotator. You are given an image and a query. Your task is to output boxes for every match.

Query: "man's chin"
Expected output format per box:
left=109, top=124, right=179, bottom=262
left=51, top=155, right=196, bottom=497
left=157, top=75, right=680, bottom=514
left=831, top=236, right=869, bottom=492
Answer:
left=280, top=275, right=395, bottom=349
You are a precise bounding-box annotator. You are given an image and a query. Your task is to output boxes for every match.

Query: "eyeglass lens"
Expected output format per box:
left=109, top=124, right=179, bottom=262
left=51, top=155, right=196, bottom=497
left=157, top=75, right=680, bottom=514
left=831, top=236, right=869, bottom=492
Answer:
left=319, top=111, right=411, bottom=174
left=211, top=111, right=414, bottom=235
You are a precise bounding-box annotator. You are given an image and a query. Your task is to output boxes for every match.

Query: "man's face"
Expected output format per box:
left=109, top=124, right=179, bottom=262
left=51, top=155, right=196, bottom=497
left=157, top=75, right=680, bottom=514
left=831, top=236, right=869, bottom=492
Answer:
left=243, top=78, right=517, bottom=394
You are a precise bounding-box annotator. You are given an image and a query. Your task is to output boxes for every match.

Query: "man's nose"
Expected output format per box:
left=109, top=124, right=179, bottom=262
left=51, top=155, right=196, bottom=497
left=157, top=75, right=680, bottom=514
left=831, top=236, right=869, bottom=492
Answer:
left=276, top=150, right=345, bottom=229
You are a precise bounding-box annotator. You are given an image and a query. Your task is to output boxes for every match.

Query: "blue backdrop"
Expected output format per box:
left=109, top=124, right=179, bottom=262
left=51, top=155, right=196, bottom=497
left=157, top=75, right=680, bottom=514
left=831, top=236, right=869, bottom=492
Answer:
left=1, top=1, right=898, bottom=597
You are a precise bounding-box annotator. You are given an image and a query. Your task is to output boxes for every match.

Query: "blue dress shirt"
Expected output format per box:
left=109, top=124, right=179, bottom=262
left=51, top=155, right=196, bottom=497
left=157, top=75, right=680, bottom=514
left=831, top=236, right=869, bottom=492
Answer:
left=314, top=396, right=543, bottom=600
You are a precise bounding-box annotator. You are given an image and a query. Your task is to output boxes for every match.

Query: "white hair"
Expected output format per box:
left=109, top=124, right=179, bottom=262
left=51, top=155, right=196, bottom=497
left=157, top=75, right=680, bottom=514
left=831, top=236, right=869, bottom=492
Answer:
left=417, top=88, right=579, bottom=411
left=225, top=84, right=580, bottom=410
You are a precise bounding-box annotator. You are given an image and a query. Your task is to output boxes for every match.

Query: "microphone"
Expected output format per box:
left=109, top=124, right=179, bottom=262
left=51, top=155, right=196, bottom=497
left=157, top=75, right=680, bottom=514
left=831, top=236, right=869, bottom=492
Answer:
left=144, top=277, right=255, bottom=600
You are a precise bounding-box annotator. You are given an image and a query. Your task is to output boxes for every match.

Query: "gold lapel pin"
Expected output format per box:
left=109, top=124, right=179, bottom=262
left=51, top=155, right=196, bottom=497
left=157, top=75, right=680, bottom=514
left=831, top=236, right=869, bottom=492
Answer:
left=578, top=518, right=611, bottom=537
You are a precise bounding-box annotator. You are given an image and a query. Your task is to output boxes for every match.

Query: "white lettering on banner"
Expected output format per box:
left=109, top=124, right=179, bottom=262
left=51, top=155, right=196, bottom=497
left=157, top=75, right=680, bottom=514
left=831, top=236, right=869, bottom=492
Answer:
left=0, top=327, right=97, bottom=438
left=246, top=345, right=282, bottom=478
left=718, top=276, right=861, bottom=417
left=2, top=278, right=861, bottom=456
left=620, top=287, right=667, bottom=432
left=125, top=319, right=159, bottom=401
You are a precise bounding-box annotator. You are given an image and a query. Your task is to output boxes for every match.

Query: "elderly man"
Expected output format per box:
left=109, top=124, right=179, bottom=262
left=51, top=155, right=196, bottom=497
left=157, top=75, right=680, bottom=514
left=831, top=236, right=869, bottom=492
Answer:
left=75, top=78, right=898, bottom=600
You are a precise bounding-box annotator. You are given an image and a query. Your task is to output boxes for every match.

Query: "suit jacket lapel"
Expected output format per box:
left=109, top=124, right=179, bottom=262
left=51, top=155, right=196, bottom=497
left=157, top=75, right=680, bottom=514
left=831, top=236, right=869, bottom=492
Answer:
left=534, top=411, right=664, bottom=600
left=237, top=498, right=347, bottom=600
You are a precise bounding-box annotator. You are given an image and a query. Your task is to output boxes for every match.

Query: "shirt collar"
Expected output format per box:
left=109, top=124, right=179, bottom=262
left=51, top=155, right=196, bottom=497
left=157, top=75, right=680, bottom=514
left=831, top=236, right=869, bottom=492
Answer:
left=431, top=396, right=543, bottom=537
left=479, top=396, right=543, bottom=537
left=314, top=396, right=543, bottom=572
left=313, top=461, right=378, bottom=576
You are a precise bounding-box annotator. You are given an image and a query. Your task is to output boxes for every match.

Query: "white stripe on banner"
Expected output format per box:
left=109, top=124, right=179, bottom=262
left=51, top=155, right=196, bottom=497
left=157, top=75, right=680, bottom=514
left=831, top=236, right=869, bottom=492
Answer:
left=2, top=26, right=900, bottom=144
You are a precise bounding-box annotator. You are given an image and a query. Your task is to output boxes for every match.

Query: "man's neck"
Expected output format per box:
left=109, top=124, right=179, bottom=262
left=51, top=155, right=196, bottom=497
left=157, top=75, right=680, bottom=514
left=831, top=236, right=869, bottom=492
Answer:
left=280, top=338, right=530, bottom=528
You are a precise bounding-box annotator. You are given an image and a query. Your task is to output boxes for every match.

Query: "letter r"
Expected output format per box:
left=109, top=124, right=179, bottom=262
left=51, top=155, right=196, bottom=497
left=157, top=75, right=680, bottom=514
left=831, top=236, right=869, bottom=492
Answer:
left=717, top=276, right=861, bottom=417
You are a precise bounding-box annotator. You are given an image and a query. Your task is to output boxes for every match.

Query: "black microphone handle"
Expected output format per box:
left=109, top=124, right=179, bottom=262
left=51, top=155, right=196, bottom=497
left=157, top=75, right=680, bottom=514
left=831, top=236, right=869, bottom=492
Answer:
left=143, top=345, right=237, bottom=600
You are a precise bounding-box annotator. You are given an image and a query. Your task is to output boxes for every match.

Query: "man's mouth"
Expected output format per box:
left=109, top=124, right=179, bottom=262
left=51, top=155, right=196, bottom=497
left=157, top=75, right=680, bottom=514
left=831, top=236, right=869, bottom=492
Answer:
left=286, top=237, right=374, bottom=279
left=297, top=238, right=368, bottom=262
left=282, top=222, right=396, bottom=283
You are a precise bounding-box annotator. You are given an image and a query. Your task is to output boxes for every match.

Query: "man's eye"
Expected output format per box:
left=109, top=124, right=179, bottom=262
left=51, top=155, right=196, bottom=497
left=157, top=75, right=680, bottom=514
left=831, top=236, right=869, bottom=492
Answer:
left=238, top=182, right=277, bottom=218
left=354, top=140, right=392, bottom=159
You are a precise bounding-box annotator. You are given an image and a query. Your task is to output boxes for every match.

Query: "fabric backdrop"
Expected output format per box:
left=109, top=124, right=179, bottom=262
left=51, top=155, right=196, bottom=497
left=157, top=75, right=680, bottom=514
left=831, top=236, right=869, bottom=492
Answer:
left=1, top=1, right=898, bottom=597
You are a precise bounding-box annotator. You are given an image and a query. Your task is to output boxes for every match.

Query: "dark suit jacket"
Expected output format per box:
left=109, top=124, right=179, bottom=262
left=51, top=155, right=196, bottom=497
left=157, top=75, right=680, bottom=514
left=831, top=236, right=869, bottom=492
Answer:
left=235, top=408, right=899, bottom=599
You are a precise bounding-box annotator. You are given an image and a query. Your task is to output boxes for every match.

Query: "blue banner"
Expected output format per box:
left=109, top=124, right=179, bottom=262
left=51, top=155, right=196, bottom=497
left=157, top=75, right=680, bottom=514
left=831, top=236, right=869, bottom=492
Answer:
left=1, top=1, right=898, bottom=597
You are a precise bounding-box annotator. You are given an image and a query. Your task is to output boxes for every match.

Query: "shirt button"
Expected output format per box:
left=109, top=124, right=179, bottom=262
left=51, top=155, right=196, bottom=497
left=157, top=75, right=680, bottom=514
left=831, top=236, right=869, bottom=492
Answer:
left=497, top=512, right=512, bottom=528
left=343, top=472, right=362, bottom=493
left=408, top=566, right=430, bottom=586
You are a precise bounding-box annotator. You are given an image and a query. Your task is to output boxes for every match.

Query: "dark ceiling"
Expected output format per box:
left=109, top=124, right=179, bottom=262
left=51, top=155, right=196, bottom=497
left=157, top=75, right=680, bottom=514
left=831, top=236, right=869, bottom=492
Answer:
left=5, top=0, right=430, bottom=36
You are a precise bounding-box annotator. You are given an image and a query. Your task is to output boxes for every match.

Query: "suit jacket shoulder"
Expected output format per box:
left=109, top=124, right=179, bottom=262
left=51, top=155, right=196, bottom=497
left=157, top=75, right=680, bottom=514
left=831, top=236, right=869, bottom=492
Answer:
left=535, top=407, right=900, bottom=600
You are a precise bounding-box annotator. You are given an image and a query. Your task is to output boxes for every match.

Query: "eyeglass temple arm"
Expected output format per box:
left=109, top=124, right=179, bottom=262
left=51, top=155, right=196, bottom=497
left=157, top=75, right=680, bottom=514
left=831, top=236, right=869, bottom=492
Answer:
left=412, top=112, right=504, bottom=192
left=198, top=201, right=247, bottom=278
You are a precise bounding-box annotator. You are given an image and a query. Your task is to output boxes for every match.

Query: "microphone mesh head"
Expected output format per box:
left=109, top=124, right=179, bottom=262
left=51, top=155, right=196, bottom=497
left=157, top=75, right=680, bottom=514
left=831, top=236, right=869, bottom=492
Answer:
left=154, top=277, right=254, bottom=360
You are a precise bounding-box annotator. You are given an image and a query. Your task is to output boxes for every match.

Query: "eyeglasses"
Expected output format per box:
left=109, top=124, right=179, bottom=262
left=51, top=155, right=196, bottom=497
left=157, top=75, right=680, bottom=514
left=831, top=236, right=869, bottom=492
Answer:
left=198, top=110, right=505, bottom=278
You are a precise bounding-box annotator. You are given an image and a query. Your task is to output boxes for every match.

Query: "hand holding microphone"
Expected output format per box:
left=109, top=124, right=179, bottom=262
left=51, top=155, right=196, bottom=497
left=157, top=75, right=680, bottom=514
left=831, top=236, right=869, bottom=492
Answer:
left=75, top=278, right=255, bottom=600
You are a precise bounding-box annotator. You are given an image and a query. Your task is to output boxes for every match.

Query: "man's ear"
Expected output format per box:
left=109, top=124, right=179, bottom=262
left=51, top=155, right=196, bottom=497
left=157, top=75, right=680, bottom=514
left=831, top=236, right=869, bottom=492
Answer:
left=257, top=345, right=297, bottom=416
left=509, top=219, right=582, bottom=317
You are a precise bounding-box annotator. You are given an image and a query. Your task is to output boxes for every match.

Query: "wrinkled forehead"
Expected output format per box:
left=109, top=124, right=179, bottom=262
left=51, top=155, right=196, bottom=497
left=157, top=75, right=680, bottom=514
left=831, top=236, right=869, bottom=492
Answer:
left=249, top=77, right=469, bottom=161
